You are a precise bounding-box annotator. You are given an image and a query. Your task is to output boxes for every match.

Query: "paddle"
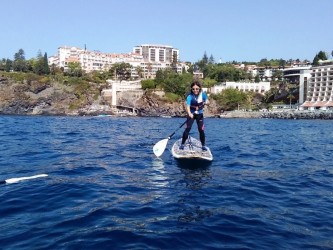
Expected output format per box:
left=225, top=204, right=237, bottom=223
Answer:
left=0, top=174, right=48, bottom=185
left=153, top=120, right=187, bottom=157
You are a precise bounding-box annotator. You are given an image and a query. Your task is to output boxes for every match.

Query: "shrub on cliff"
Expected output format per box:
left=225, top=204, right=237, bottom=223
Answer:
left=141, top=79, right=156, bottom=89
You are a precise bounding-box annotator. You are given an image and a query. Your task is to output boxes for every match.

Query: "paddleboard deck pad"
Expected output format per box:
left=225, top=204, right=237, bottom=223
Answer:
left=171, top=137, right=213, bottom=161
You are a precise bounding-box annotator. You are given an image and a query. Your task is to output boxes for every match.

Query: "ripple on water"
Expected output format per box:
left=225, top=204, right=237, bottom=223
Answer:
left=1, top=117, right=333, bottom=249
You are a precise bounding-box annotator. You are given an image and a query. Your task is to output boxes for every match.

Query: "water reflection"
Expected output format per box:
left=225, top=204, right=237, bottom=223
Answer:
left=150, top=158, right=168, bottom=188
left=179, top=165, right=211, bottom=190
left=177, top=163, right=213, bottom=223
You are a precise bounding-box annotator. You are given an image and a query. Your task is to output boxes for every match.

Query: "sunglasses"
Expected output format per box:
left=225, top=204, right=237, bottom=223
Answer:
left=192, top=87, right=200, bottom=91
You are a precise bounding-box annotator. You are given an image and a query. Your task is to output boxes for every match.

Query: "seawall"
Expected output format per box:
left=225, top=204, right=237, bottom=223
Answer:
left=261, top=110, right=333, bottom=120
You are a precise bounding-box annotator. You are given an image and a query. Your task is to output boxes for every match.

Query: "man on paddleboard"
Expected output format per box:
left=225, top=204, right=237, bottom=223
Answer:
left=179, top=81, right=208, bottom=151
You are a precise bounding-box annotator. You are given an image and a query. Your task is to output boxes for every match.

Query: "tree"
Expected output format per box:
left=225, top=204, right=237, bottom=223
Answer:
left=258, top=58, right=269, bottom=67
left=254, top=75, right=260, bottom=83
left=212, top=88, right=249, bottom=111
left=171, top=52, right=178, bottom=72
left=135, top=66, right=143, bottom=79
left=0, top=59, right=4, bottom=71
left=208, top=54, right=215, bottom=64
left=43, top=53, right=50, bottom=75
left=155, top=69, right=165, bottom=86
left=207, top=64, right=248, bottom=82
left=13, top=49, right=27, bottom=72
left=272, top=70, right=283, bottom=81
left=67, top=62, right=83, bottom=77
left=317, top=51, right=328, bottom=60
left=195, top=52, right=210, bottom=77
left=162, top=72, right=193, bottom=97
left=5, top=59, right=12, bottom=72
left=141, top=79, right=155, bottom=89
left=202, top=77, right=217, bottom=88
left=146, top=63, right=152, bottom=79
left=111, top=62, right=132, bottom=81
left=263, top=87, right=279, bottom=103
left=278, top=59, right=286, bottom=68
left=288, top=94, right=294, bottom=108
left=202, top=51, right=208, bottom=64
left=33, top=50, right=44, bottom=75
left=32, top=51, right=49, bottom=75
left=312, top=50, right=328, bottom=66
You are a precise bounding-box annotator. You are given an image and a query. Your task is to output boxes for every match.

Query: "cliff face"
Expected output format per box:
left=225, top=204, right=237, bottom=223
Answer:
left=0, top=76, right=220, bottom=117
left=116, top=90, right=220, bottom=117
left=0, top=76, right=77, bottom=115
left=126, top=91, right=186, bottom=117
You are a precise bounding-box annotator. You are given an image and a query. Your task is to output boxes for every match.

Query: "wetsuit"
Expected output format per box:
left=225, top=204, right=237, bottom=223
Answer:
left=181, top=91, right=208, bottom=146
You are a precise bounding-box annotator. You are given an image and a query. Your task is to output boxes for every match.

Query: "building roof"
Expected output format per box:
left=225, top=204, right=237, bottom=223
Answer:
left=301, top=101, right=333, bottom=107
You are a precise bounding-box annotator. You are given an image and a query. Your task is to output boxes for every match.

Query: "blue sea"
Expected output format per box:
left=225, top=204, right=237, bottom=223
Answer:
left=1, top=115, right=333, bottom=249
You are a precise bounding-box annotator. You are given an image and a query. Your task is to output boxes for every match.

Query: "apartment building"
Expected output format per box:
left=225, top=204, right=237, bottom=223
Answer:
left=132, top=44, right=187, bottom=77
left=301, top=59, right=333, bottom=110
left=133, top=44, right=179, bottom=63
left=210, top=81, right=271, bottom=94
left=48, top=44, right=187, bottom=79
left=48, top=46, right=142, bottom=73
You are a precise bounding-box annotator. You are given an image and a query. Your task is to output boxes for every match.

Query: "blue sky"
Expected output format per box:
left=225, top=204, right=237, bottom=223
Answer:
left=1, top=0, right=332, bottom=63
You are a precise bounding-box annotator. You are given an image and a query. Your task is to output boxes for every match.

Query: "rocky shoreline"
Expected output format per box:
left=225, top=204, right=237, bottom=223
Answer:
left=1, top=76, right=333, bottom=119
left=217, top=110, right=333, bottom=119
left=261, top=110, right=333, bottom=120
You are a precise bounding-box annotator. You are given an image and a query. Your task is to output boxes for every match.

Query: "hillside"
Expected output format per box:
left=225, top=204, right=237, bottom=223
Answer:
left=0, top=74, right=220, bottom=117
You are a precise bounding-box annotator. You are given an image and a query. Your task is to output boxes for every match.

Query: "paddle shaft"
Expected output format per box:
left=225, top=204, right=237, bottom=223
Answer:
left=167, top=120, right=187, bottom=139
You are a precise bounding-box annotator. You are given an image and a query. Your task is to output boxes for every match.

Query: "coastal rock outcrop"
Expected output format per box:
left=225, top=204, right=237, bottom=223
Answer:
left=0, top=77, right=220, bottom=117
left=130, top=91, right=220, bottom=117
left=0, top=77, right=83, bottom=115
left=261, top=110, right=333, bottom=119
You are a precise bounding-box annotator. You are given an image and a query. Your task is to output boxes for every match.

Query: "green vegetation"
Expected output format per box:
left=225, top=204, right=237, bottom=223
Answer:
left=109, top=62, right=132, bottom=82
left=1, top=48, right=332, bottom=111
left=1, top=49, right=50, bottom=75
left=312, top=51, right=328, bottom=66
left=141, top=79, right=155, bottom=89
left=211, top=88, right=249, bottom=111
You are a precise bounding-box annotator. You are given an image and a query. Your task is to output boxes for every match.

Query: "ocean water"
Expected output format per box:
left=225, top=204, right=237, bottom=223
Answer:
left=0, top=115, right=333, bottom=249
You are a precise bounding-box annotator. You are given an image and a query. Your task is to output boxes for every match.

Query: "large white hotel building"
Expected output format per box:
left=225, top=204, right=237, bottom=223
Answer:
left=48, top=44, right=187, bottom=78
left=301, top=59, right=333, bottom=110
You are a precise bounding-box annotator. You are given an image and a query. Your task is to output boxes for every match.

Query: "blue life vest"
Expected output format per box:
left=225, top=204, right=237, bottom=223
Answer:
left=186, top=91, right=207, bottom=114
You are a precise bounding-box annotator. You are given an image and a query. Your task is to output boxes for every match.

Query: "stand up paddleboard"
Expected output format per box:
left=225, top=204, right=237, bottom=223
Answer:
left=171, top=137, right=213, bottom=161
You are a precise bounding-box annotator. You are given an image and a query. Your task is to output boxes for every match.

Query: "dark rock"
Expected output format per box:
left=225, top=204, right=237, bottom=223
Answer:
left=261, top=111, right=333, bottom=120
left=28, top=81, right=48, bottom=94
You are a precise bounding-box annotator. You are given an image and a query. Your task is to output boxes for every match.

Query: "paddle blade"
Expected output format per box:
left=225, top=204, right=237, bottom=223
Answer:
left=5, top=174, right=48, bottom=184
left=153, top=138, right=169, bottom=157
